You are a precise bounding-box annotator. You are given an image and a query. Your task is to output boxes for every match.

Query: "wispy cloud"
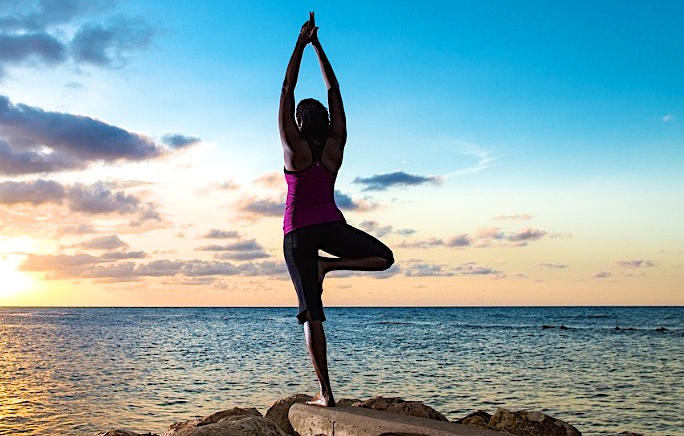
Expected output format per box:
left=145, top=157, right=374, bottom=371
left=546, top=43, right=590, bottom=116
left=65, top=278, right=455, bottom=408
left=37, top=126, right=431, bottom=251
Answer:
left=203, top=229, right=240, bottom=239
left=402, top=260, right=504, bottom=279
left=400, top=226, right=549, bottom=250
left=615, top=259, right=655, bottom=269
left=358, top=220, right=416, bottom=238
left=353, top=171, right=443, bottom=191
left=79, top=235, right=128, bottom=250
left=492, top=214, right=535, bottom=221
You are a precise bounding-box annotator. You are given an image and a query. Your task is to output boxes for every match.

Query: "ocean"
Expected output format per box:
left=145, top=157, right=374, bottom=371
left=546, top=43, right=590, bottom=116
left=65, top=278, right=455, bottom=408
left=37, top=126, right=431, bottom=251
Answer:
left=0, top=307, right=681, bottom=435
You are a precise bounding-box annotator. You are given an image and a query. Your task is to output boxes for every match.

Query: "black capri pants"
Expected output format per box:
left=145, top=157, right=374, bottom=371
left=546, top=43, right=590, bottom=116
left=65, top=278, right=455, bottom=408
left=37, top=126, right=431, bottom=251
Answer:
left=283, top=220, right=394, bottom=323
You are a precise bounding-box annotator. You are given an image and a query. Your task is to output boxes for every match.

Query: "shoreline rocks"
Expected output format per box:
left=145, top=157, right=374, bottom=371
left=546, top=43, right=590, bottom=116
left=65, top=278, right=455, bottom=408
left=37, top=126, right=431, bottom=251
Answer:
left=94, top=394, right=640, bottom=436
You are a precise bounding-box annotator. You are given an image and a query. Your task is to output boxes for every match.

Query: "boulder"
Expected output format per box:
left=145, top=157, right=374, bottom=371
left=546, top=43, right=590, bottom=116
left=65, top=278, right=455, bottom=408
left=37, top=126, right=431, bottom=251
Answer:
left=352, top=397, right=449, bottom=422
left=265, top=393, right=312, bottom=435
left=163, top=407, right=282, bottom=436
left=456, top=410, right=492, bottom=427
left=488, top=408, right=581, bottom=436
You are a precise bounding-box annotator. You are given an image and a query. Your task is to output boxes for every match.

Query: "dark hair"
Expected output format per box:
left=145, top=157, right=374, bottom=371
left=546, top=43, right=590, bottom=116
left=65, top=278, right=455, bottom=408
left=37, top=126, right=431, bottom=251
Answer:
left=296, top=98, right=329, bottom=142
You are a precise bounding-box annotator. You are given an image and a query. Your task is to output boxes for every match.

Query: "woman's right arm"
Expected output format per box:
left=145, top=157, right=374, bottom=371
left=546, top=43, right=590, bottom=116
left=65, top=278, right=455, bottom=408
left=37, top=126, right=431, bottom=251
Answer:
left=279, top=19, right=313, bottom=166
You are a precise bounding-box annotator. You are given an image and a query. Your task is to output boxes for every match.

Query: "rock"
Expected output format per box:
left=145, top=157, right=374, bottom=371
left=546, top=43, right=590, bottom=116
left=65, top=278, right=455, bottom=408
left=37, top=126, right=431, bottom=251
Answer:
left=655, top=326, right=667, bottom=332
left=618, top=432, right=644, bottom=436
left=337, top=397, right=362, bottom=406
left=264, top=393, right=312, bottom=435
left=352, top=397, right=449, bottom=422
left=559, top=325, right=569, bottom=330
left=163, top=407, right=275, bottom=436
left=456, top=410, right=492, bottom=427
left=488, top=408, right=581, bottom=436
left=94, top=431, right=156, bottom=436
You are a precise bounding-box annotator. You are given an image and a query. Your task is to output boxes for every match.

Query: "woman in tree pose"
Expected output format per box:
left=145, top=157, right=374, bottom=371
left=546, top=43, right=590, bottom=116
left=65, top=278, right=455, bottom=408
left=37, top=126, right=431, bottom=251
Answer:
left=279, top=13, right=394, bottom=407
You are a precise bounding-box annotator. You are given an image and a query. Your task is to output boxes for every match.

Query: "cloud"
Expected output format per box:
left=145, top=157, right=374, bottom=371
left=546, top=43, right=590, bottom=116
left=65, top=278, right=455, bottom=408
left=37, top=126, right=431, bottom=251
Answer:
left=67, top=182, right=141, bottom=214
left=593, top=271, right=612, bottom=279
left=334, top=190, right=376, bottom=211
left=538, top=263, right=568, bottom=269
left=238, top=197, right=285, bottom=217
left=70, top=17, right=155, bottom=67
left=404, top=262, right=453, bottom=277
left=0, top=180, right=161, bottom=225
left=400, top=226, right=550, bottom=250
left=662, top=114, right=674, bottom=123
left=0, top=1, right=154, bottom=77
left=353, top=171, right=443, bottom=191
left=454, top=262, right=505, bottom=278
left=0, top=179, right=65, bottom=205
left=398, top=238, right=444, bottom=249
left=446, top=234, right=472, bottom=247
left=492, top=214, right=535, bottom=221
left=20, top=253, right=286, bottom=281
left=203, top=229, right=240, bottom=239
left=402, top=260, right=504, bottom=278
left=0, top=32, right=66, bottom=67
left=615, top=260, right=655, bottom=268
left=358, top=220, right=394, bottom=238
left=79, top=235, right=128, bottom=250
left=196, top=239, right=270, bottom=261
left=161, top=133, right=201, bottom=149
left=0, top=96, right=199, bottom=175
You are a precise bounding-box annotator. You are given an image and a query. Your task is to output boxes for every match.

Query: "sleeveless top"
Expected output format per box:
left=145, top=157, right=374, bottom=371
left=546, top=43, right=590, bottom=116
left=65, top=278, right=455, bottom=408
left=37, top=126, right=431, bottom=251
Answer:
left=283, top=146, right=345, bottom=234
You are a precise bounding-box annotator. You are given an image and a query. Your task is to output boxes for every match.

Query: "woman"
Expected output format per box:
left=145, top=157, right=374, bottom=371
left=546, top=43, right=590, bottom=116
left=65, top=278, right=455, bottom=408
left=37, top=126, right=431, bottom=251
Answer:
left=279, top=13, right=394, bottom=407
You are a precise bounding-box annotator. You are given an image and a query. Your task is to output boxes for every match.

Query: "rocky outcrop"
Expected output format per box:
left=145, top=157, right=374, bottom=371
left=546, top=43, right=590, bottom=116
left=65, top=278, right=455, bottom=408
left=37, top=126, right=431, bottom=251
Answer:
left=95, top=394, right=652, bottom=436
left=162, top=407, right=286, bottom=436
left=264, top=393, right=312, bottom=435
left=352, top=397, right=449, bottom=422
left=486, top=408, right=581, bottom=436
left=456, top=410, right=492, bottom=428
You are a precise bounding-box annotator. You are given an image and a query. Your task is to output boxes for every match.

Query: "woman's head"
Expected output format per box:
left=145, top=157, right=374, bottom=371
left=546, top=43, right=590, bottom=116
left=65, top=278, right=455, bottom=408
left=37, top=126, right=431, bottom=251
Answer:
left=296, top=98, right=329, bottom=142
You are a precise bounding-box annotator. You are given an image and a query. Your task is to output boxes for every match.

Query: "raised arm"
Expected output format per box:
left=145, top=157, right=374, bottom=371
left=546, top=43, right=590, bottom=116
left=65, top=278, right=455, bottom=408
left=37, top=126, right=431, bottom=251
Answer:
left=311, top=29, right=346, bottom=142
left=279, top=17, right=314, bottom=155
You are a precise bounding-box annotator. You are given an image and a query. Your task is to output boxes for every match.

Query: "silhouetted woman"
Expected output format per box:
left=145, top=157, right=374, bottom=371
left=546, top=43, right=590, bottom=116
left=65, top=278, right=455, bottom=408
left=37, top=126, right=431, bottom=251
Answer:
left=280, top=13, right=394, bottom=407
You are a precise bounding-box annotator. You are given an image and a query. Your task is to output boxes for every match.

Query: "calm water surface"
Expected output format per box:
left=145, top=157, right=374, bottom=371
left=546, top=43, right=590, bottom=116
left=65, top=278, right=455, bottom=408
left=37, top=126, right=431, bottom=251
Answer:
left=0, top=307, right=681, bottom=435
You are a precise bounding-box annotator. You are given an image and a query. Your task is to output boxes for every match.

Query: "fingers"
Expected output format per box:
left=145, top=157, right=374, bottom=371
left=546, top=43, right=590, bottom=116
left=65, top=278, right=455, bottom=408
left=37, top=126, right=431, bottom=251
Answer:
left=309, top=11, right=315, bottom=27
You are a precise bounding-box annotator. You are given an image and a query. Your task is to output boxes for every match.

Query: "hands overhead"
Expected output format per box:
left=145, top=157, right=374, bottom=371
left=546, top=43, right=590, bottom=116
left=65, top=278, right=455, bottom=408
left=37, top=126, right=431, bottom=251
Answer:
left=298, top=11, right=319, bottom=45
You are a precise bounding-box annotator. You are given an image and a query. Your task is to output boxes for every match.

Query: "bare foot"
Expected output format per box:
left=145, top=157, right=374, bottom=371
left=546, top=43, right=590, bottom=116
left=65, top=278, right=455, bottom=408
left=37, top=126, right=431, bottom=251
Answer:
left=306, top=392, right=335, bottom=407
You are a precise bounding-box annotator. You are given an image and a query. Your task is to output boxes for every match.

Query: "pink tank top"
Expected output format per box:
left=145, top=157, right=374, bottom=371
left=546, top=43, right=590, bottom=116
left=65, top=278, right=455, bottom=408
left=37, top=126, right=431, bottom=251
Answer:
left=283, top=161, right=345, bottom=234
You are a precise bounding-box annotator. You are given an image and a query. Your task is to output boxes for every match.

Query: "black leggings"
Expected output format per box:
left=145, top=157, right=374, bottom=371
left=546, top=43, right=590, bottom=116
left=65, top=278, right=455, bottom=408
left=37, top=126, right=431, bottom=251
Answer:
left=283, top=221, right=394, bottom=323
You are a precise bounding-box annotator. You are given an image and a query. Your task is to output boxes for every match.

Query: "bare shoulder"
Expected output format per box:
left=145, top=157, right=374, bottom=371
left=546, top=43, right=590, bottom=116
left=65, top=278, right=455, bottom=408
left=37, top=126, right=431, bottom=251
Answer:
left=283, top=136, right=313, bottom=172
left=321, top=134, right=346, bottom=172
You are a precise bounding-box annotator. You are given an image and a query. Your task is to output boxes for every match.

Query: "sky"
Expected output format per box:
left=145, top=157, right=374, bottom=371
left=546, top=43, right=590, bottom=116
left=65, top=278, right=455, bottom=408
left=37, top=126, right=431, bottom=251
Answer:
left=0, top=0, right=682, bottom=307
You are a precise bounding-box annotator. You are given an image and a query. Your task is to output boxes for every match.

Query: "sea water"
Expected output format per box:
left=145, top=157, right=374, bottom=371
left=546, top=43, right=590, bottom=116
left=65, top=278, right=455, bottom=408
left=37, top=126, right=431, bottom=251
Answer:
left=0, top=307, right=681, bottom=435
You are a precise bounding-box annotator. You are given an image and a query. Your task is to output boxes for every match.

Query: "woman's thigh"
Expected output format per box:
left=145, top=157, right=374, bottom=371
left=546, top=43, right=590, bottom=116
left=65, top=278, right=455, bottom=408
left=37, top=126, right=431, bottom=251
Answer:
left=319, top=222, right=393, bottom=260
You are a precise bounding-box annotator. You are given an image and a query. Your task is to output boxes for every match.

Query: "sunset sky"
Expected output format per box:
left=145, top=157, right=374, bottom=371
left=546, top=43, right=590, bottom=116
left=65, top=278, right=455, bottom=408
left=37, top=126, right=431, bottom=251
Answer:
left=0, top=0, right=682, bottom=306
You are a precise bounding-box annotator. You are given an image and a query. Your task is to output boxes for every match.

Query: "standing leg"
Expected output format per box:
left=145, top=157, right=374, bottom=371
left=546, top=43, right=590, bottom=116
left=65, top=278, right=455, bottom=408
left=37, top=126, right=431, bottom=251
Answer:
left=303, top=314, right=335, bottom=407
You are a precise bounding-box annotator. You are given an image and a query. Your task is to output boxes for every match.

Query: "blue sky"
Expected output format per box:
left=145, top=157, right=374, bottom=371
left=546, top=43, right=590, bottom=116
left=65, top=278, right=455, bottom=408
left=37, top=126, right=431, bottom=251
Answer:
left=0, top=0, right=682, bottom=306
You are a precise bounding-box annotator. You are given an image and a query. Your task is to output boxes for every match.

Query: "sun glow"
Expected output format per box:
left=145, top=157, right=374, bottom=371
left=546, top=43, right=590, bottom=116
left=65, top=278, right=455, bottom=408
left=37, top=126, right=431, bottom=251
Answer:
left=0, top=238, right=35, bottom=298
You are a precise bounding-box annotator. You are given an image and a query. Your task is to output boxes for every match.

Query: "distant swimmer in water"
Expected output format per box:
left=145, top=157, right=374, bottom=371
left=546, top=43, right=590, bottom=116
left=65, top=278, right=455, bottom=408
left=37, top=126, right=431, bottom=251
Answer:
left=279, top=12, right=394, bottom=407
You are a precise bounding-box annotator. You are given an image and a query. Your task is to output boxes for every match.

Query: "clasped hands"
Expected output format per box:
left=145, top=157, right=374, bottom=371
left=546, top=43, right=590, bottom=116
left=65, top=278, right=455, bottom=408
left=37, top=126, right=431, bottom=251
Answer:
left=298, top=11, right=319, bottom=45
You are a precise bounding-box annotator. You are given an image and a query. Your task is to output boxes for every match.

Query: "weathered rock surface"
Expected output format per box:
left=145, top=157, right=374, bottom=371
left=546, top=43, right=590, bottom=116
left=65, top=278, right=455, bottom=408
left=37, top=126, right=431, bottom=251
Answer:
left=456, top=410, right=493, bottom=428
left=487, top=408, right=581, bottom=436
left=94, top=431, right=156, bottom=436
left=162, top=407, right=285, bottom=436
left=353, top=397, right=449, bottom=422
left=264, top=393, right=312, bottom=435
